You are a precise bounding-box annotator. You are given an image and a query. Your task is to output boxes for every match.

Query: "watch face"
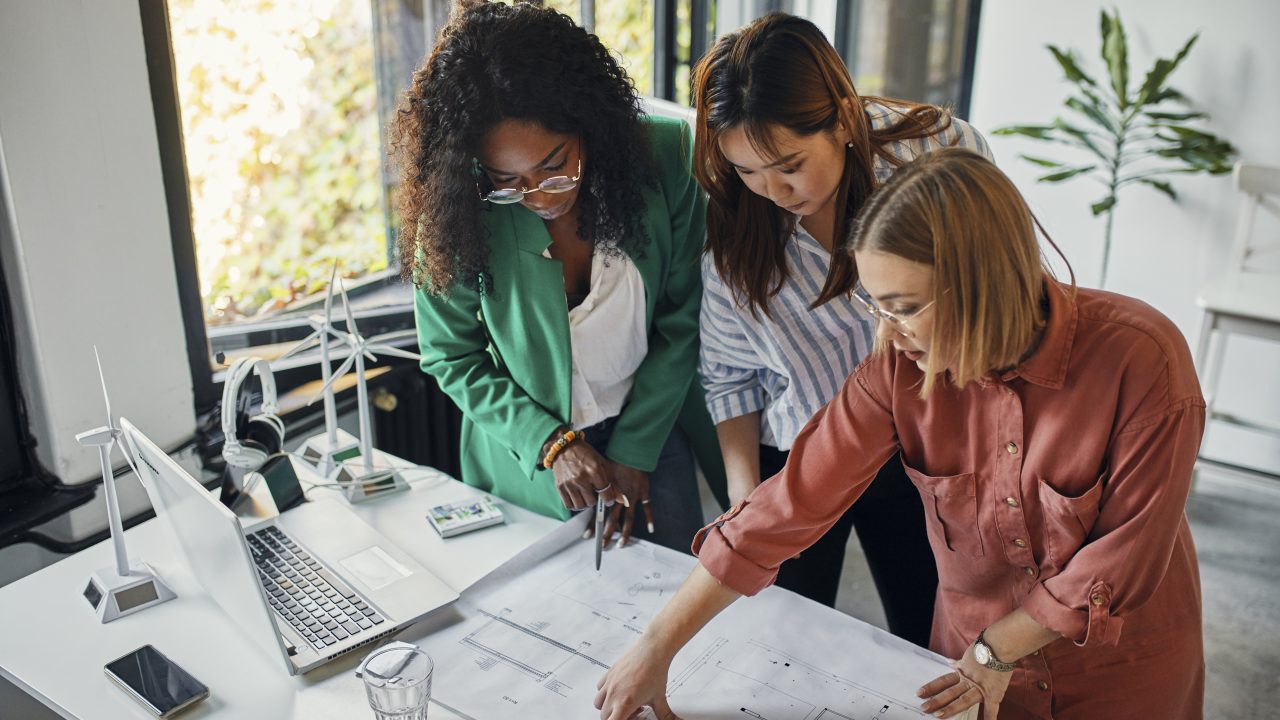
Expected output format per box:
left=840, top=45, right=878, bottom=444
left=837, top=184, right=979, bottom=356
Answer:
left=974, top=642, right=991, bottom=665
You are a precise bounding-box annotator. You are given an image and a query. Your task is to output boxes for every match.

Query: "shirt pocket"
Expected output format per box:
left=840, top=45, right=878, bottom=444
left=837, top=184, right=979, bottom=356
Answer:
left=902, top=461, right=984, bottom=558
left=1035, top=474, right=1104, bottom=572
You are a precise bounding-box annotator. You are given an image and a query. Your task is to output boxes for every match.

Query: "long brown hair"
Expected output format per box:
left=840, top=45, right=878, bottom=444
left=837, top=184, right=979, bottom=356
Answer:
left=692, top=12, right=951, bottom=317
left=851, top=148, right=1075, bottom=398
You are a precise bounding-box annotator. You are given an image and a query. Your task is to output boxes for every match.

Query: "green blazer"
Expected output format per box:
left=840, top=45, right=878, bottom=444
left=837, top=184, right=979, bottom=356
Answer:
left=415, top=115, right=726, bottom=519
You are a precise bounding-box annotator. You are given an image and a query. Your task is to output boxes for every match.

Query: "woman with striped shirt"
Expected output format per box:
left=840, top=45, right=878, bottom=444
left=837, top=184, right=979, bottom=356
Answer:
left=692, top=12, right=991, bottom=643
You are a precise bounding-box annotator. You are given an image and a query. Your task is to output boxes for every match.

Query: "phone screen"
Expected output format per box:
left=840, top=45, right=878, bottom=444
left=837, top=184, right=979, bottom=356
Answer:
left=105, top=645, right=208, bottom=717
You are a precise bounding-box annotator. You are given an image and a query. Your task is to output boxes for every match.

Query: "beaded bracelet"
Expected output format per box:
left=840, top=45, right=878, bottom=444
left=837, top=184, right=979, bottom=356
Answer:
left=540, top=429, right=582, bottom=470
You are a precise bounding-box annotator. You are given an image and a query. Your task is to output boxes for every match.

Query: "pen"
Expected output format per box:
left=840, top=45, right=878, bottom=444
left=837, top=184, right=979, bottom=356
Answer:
left=594, top=491, right=605, bottom=571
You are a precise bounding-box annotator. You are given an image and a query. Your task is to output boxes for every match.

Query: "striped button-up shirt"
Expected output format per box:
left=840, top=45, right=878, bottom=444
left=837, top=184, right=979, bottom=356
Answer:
left=699, top=103, right=991, bottom=449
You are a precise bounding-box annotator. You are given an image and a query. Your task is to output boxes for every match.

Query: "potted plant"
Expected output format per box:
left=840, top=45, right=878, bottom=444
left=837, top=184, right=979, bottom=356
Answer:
left=993, top=8, right=1235, bottom=287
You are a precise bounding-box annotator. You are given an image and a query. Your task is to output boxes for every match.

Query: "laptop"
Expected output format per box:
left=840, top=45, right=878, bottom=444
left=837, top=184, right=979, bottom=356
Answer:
left=120, top=418, right=458, bottom=675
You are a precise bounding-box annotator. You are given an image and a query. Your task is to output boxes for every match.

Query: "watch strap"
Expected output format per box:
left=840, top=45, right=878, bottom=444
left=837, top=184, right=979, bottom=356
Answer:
left=975, top=631, right=1018, bottom=672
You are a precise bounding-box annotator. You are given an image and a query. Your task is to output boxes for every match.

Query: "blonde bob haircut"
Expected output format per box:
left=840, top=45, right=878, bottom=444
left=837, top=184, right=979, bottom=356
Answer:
left=850, top=148, right=1074, bottom=397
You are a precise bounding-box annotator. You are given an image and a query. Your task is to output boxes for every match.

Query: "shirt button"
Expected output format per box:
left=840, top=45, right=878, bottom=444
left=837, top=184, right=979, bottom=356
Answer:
left=1023, top=566, right=1036, bottom=576
left=1032, top=649, right=1041, bottom=656
left=1005, top=497, right=1019, bottom=507
left=1091, top=594, right=1106, bottom=606
left=1006, top=441, right=1019, bottom=454
left=1037, top=680, right=1050, bottom=691
left=1013, top=538, right=1027, bottom=548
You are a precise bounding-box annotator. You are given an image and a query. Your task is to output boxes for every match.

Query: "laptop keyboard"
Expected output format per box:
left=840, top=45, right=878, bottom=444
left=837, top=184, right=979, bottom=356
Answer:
left=247, top=525, right=385, bottom=651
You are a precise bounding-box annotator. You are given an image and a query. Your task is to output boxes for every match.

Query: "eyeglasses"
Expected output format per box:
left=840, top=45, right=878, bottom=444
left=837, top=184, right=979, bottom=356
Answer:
left=477, top=158, right=583, bottom=204
left=852, top=289, right=935, bottom=336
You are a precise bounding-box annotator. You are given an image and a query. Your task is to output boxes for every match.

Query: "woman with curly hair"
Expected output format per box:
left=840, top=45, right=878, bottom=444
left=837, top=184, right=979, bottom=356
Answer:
left=389, top=1, right=723, bottom=551
left=691, top=12, right=990, bottom=641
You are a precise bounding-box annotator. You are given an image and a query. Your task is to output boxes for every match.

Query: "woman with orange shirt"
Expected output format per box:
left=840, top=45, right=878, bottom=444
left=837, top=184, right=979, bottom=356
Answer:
left=595, top=149, right=1205, bottom=720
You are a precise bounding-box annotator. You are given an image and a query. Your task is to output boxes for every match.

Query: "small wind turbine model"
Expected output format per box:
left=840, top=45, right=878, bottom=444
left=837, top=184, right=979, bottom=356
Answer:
left=314, top=278, right=423, bottom=502
left=278, top=263, right=359, bottom=476
left=76, top=347, right=175, bottom=623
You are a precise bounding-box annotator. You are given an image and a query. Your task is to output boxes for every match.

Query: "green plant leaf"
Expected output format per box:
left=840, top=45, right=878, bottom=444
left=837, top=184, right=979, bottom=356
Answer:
left=1020, top=154, right=1066, bottom=168
left=1100, top=9, right=1130, bottom=108
left=992, top=124, right=1058, bottom=140
left=1138, top=178, right=1178, bottom=200
left=1136, top=34, right=1198, bottom=106
left=1091, top=196, right=1117, bottom=215
left=1039, top=165, right=1097, bottom=183
left=1066, top=95, right=1119, bottom=135
left=1048, top=45, right=1097, bottom=87
left=1052, top=118, right=1111, bottom=161
left=1147, top=86, right=1186, bottom=104
left=1141, top=110, right=1207, bottom=122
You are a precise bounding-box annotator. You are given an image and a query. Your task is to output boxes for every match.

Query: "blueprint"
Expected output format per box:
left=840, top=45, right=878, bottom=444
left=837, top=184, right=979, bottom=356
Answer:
left=418, top=514, right=970, bottom=720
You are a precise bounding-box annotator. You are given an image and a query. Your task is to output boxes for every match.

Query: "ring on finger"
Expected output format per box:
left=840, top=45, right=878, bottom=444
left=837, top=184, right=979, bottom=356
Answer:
left=595, top=483, right=613, bottom=494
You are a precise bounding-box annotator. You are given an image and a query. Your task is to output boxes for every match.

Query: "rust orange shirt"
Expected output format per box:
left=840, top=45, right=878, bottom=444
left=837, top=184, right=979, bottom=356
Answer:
left=693, top=280, right=1205, bottom=719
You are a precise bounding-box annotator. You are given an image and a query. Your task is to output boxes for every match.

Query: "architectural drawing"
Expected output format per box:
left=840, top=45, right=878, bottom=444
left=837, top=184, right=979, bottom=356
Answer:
left=417, top=517, right=965, bottom=720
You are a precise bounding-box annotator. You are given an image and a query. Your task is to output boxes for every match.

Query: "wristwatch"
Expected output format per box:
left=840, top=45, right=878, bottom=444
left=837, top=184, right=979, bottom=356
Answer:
left=973, top=631, right=1018, bottom=672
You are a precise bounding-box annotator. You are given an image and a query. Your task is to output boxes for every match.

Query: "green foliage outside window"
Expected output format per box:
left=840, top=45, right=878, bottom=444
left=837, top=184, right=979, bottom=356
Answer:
left=170, top=0, right=388, bottom=327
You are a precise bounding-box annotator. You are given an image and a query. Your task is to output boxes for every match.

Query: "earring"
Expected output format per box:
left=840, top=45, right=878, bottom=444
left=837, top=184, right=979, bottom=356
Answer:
left=846, top=141, right=853, bottom=148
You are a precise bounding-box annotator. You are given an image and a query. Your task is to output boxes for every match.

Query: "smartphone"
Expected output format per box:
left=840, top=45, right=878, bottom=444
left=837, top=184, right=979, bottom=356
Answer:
left=104, top=645, right=209, bottom=718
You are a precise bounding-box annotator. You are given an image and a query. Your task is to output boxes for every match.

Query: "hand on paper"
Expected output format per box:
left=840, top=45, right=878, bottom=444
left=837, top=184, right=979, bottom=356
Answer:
left=917, top=643, right=1012, bottom=720
left=594, top=639, right=681, bottom=720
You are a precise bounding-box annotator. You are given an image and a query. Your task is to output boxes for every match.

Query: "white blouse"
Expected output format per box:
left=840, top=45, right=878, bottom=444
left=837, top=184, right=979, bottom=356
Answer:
left=545, top=247, right=648, bottom=429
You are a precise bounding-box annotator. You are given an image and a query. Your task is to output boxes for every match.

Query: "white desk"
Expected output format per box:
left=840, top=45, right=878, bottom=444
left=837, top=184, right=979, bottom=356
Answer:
left=0, top=453, right=560, bottom=719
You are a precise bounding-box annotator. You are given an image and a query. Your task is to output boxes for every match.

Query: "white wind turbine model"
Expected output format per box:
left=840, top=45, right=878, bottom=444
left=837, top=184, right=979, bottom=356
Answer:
left=76, top=347, right=176, bottom=623
left=313, top=278, right=422, bottom=502
left=277, top=263, right=359, bottom=476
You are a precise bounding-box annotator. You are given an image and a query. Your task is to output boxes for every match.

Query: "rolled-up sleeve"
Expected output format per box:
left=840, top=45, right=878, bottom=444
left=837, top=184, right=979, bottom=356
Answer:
left=699, top=256, right=767, bottom=424
left=1021, top=395, right=1206, bottom=646
left=692, top=359, right=900, bottom=595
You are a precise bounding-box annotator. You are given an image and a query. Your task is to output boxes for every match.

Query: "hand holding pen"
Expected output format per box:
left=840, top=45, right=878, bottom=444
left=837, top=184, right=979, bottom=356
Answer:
left=600, top=463, right=653, bottom=549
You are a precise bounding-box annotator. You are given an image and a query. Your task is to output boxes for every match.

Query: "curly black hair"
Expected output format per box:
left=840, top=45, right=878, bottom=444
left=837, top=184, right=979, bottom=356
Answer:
left=389, top=1, right=656, bottom=294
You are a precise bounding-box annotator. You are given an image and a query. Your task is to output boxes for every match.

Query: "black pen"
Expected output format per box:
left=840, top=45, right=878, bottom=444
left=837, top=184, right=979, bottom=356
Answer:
left=594, top=491, right=605, bottom=571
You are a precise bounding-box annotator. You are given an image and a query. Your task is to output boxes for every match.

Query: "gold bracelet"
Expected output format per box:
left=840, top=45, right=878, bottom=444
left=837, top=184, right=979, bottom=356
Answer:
left=541, top=429, right=581, bottom=469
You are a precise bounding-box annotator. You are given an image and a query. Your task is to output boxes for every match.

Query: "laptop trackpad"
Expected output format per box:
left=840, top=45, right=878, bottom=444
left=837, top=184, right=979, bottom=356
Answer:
left=339, top=546, right=412, bottom=591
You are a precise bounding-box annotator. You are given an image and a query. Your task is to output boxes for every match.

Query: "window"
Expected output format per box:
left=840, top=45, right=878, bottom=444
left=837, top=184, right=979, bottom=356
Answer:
left=144, top=0, right=427, bottom=408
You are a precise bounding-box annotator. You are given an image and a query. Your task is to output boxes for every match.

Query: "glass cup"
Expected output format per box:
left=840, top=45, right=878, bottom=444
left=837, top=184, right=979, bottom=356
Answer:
left=360, top=645, right=434, bottom=720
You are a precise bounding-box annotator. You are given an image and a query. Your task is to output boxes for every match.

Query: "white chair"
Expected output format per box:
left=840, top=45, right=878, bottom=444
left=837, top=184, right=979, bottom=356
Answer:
left=1195, top=162, right=1280, bottom=482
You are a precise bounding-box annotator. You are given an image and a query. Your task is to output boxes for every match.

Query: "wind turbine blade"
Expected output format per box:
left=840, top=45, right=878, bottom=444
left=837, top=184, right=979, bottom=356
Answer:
left=367, top=345, right=421, bottom=361
left=367, top=329, right=417, bottom=346
left=307, top=354, right=357, bottom=406
left=279, top=331, right=322, bottom=360
left=325, top=262, right=337, bottom=326
left=339, top=278, right=360, bottom=338
left=94, top=345, right=112, bottom=427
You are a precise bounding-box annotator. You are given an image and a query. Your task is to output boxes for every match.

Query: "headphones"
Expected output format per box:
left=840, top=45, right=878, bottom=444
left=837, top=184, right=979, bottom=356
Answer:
left=221, top=357, right=285, bottom=471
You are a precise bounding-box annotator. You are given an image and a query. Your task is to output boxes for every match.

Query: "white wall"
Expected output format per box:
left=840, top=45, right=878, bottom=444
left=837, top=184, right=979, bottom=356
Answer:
left=969, top=0, right=1280, bottom=470
left=0, top=0, right=195, bottom=491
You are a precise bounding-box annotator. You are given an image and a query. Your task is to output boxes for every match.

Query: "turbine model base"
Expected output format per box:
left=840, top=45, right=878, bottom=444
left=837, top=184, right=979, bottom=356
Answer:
left=297, top=429, right=361, bottom=478
left=335, top=459, right=409, bottom=504
left=83, top=563, right=175, bottom=623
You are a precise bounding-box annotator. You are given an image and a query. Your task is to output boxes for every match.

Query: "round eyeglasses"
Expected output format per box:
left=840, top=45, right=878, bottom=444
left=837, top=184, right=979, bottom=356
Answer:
left=852, top=289, right=935, bottom=336
left=478, top=158, right=583, bottom=204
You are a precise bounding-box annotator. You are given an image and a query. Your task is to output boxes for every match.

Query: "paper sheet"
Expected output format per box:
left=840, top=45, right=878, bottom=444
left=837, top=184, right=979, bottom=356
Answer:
left=421, top=516, right=965, bottom=720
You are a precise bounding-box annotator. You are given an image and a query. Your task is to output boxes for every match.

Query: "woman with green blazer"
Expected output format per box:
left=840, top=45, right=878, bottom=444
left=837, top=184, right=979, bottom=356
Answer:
left=389, top=2, right=723, bottom=551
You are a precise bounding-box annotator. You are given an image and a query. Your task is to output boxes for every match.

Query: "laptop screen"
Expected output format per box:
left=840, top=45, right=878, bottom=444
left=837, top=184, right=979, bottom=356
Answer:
left=120, top=418, right=294, bottom=674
